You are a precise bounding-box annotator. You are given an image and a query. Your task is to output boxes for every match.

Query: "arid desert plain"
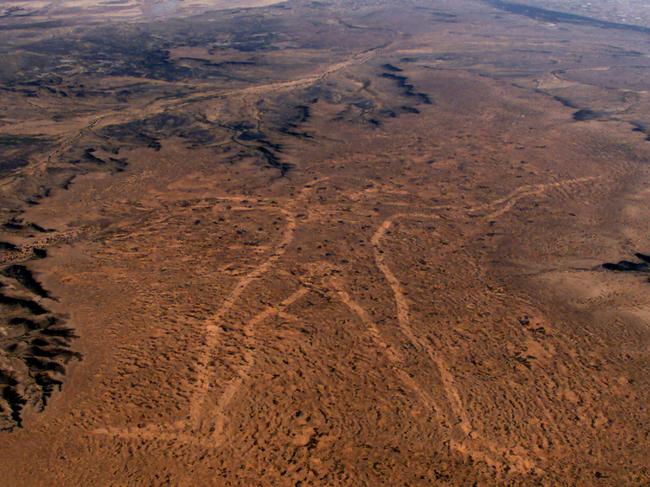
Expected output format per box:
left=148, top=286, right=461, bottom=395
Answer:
left=1, top=0, right=650, bottom=484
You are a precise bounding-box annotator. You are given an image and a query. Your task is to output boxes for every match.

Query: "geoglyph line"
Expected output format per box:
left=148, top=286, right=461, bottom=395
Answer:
left=469, top=176, right=601, bottom=219
left=93, top=175, right=595, bottom=462
left=370, top=211, right=536, bottom=472
left=188, top=206, right=297, bottom=427
left=93, top=180, right=326, bottom=444
left=332, top=278, right=441, bottom=417
left=207, top=287, right=309, bottom=443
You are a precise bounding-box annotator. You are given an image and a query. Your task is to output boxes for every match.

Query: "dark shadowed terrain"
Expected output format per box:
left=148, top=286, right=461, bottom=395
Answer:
left=0, top=0, right=649, bottom=485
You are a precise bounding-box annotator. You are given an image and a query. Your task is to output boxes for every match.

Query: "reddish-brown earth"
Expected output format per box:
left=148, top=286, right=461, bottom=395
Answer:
left=0, top=0, right=649, bottom=485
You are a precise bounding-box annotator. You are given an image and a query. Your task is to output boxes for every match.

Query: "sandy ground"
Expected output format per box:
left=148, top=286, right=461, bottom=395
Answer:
left=0, top=0, right=649, bottom=485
